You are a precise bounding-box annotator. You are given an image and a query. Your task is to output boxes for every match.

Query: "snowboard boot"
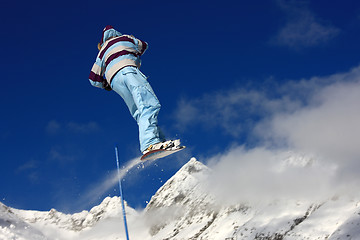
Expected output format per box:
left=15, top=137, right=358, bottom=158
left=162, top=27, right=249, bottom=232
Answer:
left=143, top=139, right=181, bottom=155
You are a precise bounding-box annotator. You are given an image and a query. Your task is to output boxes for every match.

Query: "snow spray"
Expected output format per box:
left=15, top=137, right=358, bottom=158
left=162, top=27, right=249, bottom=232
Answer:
left=115, top=146, right=130, bottom=240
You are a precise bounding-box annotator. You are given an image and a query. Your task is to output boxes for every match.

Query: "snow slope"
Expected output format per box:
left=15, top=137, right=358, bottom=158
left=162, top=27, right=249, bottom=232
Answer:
left=0, top=202, right=47, bottom=240
left=1, top=157, right=360, bottom=240
left=4, top=197, right=146, bottom=240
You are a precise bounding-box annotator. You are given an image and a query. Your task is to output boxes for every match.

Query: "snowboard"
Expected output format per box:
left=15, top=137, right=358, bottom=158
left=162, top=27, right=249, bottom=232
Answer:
left=140, top=146, right=186, bottom=161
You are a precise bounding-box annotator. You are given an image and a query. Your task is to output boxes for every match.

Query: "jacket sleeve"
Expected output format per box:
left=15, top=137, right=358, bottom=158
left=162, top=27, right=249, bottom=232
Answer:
left=89, top=58, right=108, bottom=89
left=133, top=36, right=148, bottom=56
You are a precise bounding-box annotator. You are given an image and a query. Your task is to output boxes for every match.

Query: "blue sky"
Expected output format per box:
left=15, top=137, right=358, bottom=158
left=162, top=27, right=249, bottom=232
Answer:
left=1, top=0, right=360, bottom=213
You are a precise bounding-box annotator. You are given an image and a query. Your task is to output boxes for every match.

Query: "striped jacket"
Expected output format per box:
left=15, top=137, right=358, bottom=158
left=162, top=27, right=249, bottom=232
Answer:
left=89, top=26, right=148, bottom=90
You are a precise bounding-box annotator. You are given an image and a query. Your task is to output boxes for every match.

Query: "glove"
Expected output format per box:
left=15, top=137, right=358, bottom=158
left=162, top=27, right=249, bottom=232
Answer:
left=103, top=82, right=112, bottom=91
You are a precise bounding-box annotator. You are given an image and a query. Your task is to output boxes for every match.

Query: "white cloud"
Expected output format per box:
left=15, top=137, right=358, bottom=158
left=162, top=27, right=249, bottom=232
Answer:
left=206, top=147, right=337, bottom=204
left=16, top=160, right=38, bottom=172
left=66, top=121, right=100, bottom=133
left=16, top=160, right=40, bottom=183
left=173, top=83, right=292, bottom=137
left=261, top=79, right=360, bottom=194
left=48, top=147, right=77, bottom=163
left=267, top=80, right=360, bottom=159
left=46, top=120, right=100, bottom=135
left=176, top=64, right=360, bottom=203
left=272, top=0, right=340, bottom=48
left=46, top=120, right=61, bottom=135
left=175, top=65, right=360, bottom=140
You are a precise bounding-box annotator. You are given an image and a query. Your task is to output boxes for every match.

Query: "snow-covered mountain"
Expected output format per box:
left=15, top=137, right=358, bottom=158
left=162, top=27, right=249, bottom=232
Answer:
left=1, top=157, right=360, bottom=240
left=143, top=157, right=360, bottom=240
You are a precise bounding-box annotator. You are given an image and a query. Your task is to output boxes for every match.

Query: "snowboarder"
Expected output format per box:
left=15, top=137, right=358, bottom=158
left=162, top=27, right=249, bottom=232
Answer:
left=89, top=25, right=179, bottom=155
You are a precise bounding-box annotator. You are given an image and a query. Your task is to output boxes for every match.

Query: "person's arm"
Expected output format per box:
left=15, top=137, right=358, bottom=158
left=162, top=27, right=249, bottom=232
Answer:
left=127, top=35, right=148, bottom=56
left=89, top=58, right=111, bottom=91
left=137, top=38, right=148, bottom=56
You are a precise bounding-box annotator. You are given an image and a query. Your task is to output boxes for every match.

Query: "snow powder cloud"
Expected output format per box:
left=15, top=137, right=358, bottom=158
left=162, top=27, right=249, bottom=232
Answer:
left=73, top=157, right=141, bottom=210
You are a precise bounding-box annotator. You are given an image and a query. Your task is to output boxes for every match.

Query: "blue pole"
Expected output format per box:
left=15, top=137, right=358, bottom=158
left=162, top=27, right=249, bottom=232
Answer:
left=115, top=146, right=130, bottom=240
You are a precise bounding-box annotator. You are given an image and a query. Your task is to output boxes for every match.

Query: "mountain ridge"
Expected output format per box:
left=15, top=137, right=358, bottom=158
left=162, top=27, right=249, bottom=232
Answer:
left=1, top=156, right=360, bottom=239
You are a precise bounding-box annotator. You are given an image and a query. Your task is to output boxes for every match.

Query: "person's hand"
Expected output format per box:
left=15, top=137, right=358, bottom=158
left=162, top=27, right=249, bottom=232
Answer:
left=103, top=82, right=112, bottom=91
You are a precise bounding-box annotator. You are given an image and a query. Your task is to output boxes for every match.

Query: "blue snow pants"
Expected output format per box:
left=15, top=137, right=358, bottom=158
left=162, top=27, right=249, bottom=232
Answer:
left=111, top=66, right=165, bottom=152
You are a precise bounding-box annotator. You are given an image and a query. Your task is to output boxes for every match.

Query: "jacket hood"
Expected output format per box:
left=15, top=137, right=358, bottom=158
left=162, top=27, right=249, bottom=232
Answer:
left=99, top=25, right=122, bottom=47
